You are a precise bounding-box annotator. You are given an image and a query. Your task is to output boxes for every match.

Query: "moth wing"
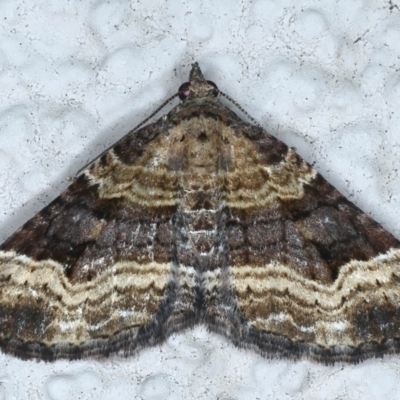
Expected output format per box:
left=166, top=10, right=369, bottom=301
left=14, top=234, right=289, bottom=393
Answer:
left=0, top=119, right=191, bottom=360
left=213, top=122, right=400, bottom=363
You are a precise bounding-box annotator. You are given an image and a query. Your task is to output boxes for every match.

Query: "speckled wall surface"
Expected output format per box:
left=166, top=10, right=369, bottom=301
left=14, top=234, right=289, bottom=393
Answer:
left=1, top=1, right=400, bottom=399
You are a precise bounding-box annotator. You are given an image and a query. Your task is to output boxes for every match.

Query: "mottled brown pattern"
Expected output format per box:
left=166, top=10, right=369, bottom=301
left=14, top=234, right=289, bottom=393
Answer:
left=1, top=63, right=400, bottom=363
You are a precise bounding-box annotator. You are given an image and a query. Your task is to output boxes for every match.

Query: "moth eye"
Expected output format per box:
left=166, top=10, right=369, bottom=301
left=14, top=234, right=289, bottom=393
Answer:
left=178, top=82, right=191, bottom=100
left=207, top=80, right=219, bottom=97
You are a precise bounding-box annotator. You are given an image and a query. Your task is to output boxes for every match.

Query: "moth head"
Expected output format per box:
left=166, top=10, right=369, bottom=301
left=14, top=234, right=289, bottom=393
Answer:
left=178, top=62, right=219, bottom=101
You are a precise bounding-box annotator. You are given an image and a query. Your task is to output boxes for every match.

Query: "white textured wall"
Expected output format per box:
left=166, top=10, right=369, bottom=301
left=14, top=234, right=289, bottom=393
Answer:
left=1, top=1, right=400, bottom=399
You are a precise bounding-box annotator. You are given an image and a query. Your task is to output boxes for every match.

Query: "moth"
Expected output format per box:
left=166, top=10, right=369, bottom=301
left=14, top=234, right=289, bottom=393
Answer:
left=1, top=63, right=400, bottom=364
